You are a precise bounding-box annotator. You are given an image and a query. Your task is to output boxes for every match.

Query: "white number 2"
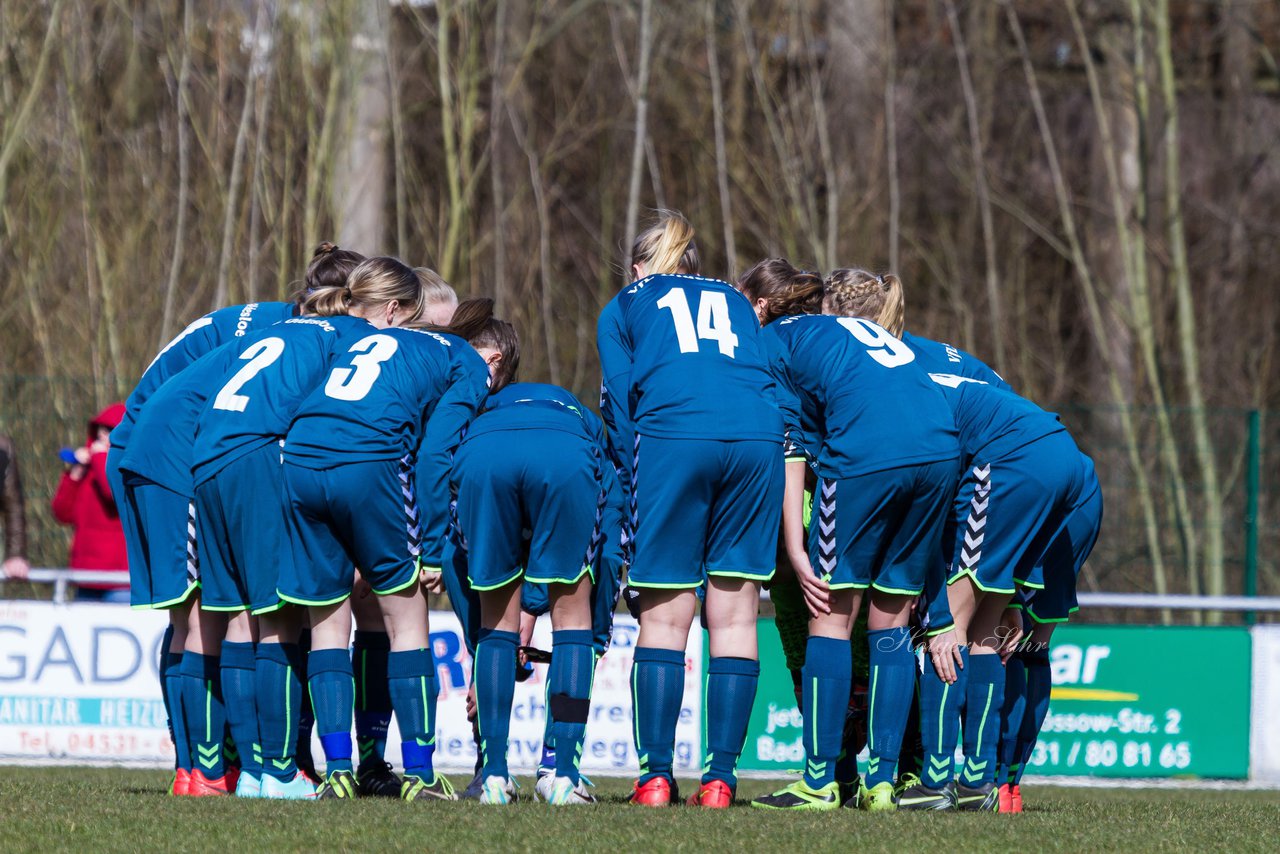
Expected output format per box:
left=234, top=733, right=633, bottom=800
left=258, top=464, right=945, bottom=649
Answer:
left=212, top=337, right=286, bottom=412
left=837, top=317, right=915, bottom=368
left=325, top=334, right=399, bottom=401
left=656, top=287, right=739, bottom=358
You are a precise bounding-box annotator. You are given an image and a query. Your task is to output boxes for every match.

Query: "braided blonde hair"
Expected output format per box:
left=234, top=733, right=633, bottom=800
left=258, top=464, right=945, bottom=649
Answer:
left=823, top=268, right=905, bottom=335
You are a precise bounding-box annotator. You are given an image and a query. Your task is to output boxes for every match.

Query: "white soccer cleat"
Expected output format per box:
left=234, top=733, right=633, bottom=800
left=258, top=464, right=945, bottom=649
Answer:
left=533, top=769, right=555, bottom=802
left=479, top=775, right=517, bottom=805
left=545, top=776, right=597, bottom=806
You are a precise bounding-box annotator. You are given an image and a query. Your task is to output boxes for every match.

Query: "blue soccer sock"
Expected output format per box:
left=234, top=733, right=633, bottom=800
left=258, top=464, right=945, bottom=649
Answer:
left=1013, top=649, right=1051, bottom=784
left=180, top=652, right=226, bottom=779
left=631, top=646, right=685, bottom=785
left=919, top=646, right=969, bottom=788
left=296, top=629, right=316, bottom=774
left=308, top=648, right=355, bottom=775
left=256, top=642, right=304, bottom=781
left=162, top=647, right=190, bottom=772
left=475, top=629, right=519, bottom=780
left=539, top=677, right=556, bottom=773
left=158, top=625, right=179, bottom=770
left=353, top=630, right=392, bottom=768
left=866, top=627, right=916, bottom=788
left=998, top=652, right=1027, bottom=785
left=388, top=648, right=439, bottom=780
left=802, top=636, right=851, bottom=789
left=220, top=641, right=261, bottom=776
left=548, top=630, right=596, bottom=785
left=703, top=656, right=759, bottom=789
left=960, top=652, right=1006, bottom=787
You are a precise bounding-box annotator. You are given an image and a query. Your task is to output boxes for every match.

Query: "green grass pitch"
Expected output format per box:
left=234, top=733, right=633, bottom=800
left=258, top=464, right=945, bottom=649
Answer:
left=1, top=768, right=1277, bottom=852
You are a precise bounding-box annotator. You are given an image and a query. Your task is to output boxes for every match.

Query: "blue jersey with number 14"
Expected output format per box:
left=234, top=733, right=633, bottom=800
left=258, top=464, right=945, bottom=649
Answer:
left=597, top=273, right=781, bottom=475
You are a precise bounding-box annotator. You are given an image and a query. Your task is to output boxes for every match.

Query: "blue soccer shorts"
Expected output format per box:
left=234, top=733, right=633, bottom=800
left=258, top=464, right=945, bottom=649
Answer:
left=195, top=442, right=292, bottom=614
left=278, top=457, right=419, bottom=606
left=809, top=457, right=958, bottom=594
left=1022, top=454, right=1103, bottom=623
left=628, top=435, right=783, bottom=589
left=122, top=473, right=199, bottom=609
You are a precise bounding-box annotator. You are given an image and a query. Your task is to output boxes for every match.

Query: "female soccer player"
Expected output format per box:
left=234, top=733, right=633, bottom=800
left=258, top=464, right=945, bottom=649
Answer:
left=190, top=263, right=435, bottom=798
left=750, top=268, right=961, bottom=812
left=278, top=276, right=491, bottom=803
left=834, top=271, right=1098, bottom=812
left=597, top=211, right=784, bottom=809
left=113, top=242, right=361, bottom=796
left=454, top=377, right=619, bottom=806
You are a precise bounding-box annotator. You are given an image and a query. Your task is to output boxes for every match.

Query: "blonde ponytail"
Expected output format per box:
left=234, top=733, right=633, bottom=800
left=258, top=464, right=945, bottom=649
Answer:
left=303, top=286, right=353, bottom=317
left=823, top=268, right=907, bottom=335
left=630, top=209, right=701, bottom=278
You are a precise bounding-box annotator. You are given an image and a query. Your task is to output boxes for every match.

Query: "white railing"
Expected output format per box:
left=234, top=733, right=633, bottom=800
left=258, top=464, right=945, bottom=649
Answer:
left=15, top=568, right=128, bottom=604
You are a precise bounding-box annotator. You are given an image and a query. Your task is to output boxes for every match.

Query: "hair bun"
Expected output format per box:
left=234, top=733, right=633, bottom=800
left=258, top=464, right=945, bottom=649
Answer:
left=314, top=241, right=339, bottom=257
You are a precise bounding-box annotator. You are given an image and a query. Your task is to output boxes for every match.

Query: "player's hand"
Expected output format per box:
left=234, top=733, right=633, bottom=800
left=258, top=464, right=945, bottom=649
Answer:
left=465, top=684, right=477, bottom=721
left=2, top=556, right=30, bottom=580
left=789, top=550, right=830, bottom=617
left=998, top=607, right=1025, bottom=663
left=419, top=567, right=444, bottom=595
left=90, top=435, right=111, bottom=456
left=73, top=446, right=92, bottom=466
left=517, top=610, right=536, bottom=667
left=928, top=628, right=964, bottom=684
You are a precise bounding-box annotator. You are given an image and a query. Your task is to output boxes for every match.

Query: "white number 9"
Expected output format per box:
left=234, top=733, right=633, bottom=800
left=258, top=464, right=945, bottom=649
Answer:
left=325, top=334, right=399, bottom=401
left=837, top=317, right=915, bottom=368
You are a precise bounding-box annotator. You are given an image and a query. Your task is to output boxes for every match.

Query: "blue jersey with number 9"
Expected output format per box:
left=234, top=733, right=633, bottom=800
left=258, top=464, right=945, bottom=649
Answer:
left=765, top=314, right=958, bottom=478
left=597, top=274, right=782, bottom=468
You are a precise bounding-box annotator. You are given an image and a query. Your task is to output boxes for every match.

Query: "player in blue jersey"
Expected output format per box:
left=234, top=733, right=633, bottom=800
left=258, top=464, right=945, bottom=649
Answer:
left=751, top=268, right=961, bottom=813
left=835, top=272, right=1100, bottom=812
left=111, top=242, right=364, bottom=796
left=278, top=268, right=492, bottom=803
left=453, top=378, right=620, bottom=806
left=597, top=212, right=784, bottom=809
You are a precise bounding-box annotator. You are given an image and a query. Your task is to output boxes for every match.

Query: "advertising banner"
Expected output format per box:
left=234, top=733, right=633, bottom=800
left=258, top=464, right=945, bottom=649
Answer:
left=1248, top=624, right=1280, bottom=782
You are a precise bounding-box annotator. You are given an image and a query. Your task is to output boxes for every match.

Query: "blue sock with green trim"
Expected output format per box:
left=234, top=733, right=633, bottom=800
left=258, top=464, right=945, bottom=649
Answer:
left=308, top=648, right=355, bottom=775
left=801, top=637, right=850, bottom=789
left=632, top=646, right=685, bottom=785
left=476, top=629, right=519, bottom=780
left=1013, top=649, right=1051, bottom=784
left=866, top=627, right=915, bottom=788
left=353, top=630, right=392, bottom=768
left=919, top=646, right=968, bottom=788
left=180, top=652, right=226, bottom=779
left=998, top=653, right=1026, bottom=784
left=220, top=641, right=261, bottom=776
left=388, top=648, right=439, bottom=780
left=162, top=646, right=190, bottom=772
left=549, top=630, right=595, bottom=785
left=703, top=656, right=759, bottom=788
left=960, top=652, right=1005, bottom=787
left=256, top=642, right=303, bottom=781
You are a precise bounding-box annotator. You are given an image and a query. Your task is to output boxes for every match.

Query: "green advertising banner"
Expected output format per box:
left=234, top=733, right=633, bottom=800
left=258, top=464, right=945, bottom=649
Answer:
left=736, top=621, right=1252, bottom=779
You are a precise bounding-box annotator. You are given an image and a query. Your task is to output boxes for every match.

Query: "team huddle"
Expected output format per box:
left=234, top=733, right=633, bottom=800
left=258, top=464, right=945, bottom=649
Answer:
left=108, top=210, right=1100, bottom=813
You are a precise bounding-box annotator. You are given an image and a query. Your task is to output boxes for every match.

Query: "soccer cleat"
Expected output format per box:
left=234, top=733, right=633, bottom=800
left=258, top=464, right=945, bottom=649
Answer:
left=999, top=782, right=1013, bottom=813
left=1010, top=783, right=1023, bottom=813
left=259, top=770, right=319, bottom=800
left=356, top=760, right=403, bottom=798
left=686, top=779, right=733, bottom=809
left=862, top=781, right=898, bottom=812
left=401, top=772, right=458, bottom=802
left=185, top=768, right=233, bottom=797
left=170, top=768, right=191, bottom=796
left=235, top=772, right=262, bottom=799
left=750, top=780, right=839, bottom=811
left=897, top=779, right=956, bottom=811
left=629, top=776, right=678, bottom=807
left=839, top=778, right=868, bottom=809
left=316, top=769, right=357, bottom=800
left=546, top=776, right=598, bottom=806
left=459, top=771, right=485, bottom=801
left=955, top=781, right=999, bottom=812
left=479, top=775, right=518, bottom=805
left=533, top=767, right=555, bottom=802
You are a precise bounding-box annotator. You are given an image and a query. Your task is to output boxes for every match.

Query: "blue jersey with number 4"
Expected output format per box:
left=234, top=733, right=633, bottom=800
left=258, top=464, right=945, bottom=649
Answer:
left=597, top=273, right=781, bottom=480
left=113, top=302, right=295, bottom=452
left=765, top=314, right=958, bottom=478
left=190, top=315, right=375, bottom=486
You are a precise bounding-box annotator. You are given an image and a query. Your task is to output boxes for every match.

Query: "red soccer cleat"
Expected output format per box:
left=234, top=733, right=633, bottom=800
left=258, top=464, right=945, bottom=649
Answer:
left=170, top=768, right=191, bottom=797
left=629, top=776, right=677, bottom=807
left=1010, top=783, right=1023, bottom=813
left=686, top=779, right=734, bottom=809
left=184, top=768, right=234, bottom=797
left=998, top=782, right=1013, bottom=813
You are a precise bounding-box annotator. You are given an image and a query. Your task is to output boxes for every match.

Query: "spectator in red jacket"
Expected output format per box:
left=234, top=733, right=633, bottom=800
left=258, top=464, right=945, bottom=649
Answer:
left=52, top=403, right=129, bottom=602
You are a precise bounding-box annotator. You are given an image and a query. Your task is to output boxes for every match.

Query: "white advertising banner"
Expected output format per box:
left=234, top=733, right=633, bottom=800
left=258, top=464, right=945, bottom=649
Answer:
left=1249, top=624, right=1280, bottom=782
left=0, top=602, right=703, bottom=777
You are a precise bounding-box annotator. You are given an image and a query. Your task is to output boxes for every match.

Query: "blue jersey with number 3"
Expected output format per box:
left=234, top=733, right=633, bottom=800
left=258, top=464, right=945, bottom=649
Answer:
left=765, top=314, right=958, bottom=478
left=190, top=315, right=375, bottom=486
left=597, top=274, right=781, bottom=478
left=113, top=302, right=295, bottom=452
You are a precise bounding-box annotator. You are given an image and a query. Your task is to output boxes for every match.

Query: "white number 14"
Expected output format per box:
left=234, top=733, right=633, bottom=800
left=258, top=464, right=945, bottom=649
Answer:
left=656, top=287, right=739, bottom=358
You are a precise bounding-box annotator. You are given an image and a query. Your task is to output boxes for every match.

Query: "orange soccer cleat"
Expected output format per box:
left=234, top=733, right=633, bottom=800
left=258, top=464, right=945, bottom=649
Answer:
left=170, top=768, right=191, bottom=797
left=184, top=768, right=234, bottom=797
left=998, top=782, right=1013, bottom=813
left=686, top=779, right=734, bottom=809
left=629, top=776, right=677, bottom=807
left=1010, top=783, right=1023, bottom=813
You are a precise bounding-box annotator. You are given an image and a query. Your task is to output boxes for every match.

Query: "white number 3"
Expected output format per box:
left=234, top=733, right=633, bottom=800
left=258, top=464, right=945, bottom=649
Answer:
left=657, top=287, right=739, bottom=358
left=837, top=317, right=915, bottom=368
left=325, top=334, right=400, bottom=401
